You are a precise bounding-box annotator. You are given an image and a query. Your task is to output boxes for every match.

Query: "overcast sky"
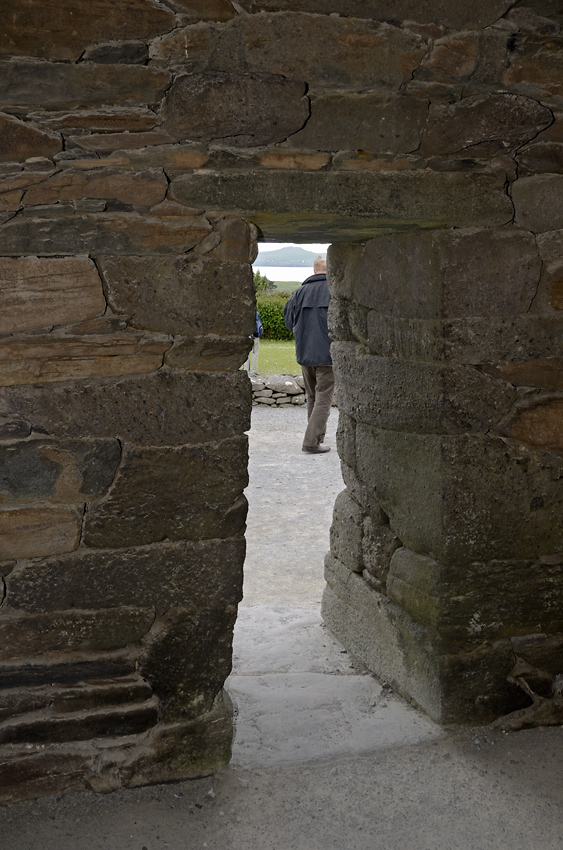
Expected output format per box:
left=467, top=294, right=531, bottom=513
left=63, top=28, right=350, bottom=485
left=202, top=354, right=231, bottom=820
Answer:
left=257, top=242, right=329, bottom=253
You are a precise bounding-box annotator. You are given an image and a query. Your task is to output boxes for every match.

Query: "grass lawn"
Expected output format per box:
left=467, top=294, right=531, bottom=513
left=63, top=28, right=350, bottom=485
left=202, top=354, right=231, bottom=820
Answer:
left=257, top=339, right=300, bottom=375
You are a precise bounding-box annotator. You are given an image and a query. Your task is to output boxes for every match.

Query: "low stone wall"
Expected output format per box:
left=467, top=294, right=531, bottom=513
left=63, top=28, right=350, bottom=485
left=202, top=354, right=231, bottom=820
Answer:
left=250, top=374, right=306, bottom=407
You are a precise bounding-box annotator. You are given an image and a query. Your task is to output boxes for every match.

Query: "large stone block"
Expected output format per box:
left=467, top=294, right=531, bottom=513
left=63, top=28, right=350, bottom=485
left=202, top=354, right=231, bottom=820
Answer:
left=41, top=108, right=161, bottom=133
left=0, top=113, right=61, bottom=162
left=0, top=62, right=171, bottom=110
left=420, top=93, right=552, bottom=157
left=503, top=34, right=563, bottom=102
left=164, top=335, right=252, bottom=371
left=0, top=608, right=154, bottom=660
left=354, top=227, right=540, bottom=318
left=167, top=0, right=237, bottom=22
left=152, top=15, right=426, bottom=90
left=322, top=556, right=524, bottom=724
left=0, top=505, right=81, bottom=560
left=171, top=170, right=513, bottom=241
left=82, top=437, right=248, bottom=548
left=287, top=93, right=428, bottom=154
left=0, top=332, right=170, bottom=386
left=5, top=538, right=244, bottom=615
left=365, top=313, right=563, bottom=363
left=162, top=72, right=309, bottom=147
left=0, top=0, right=174, bottom=62
left=329, top=489, right=365, bottom=573
left=23, top=169, right=168, bottom=207
left=0, top=438, right=120, bottom=504
left=517, top=141, right=563, bottom=175
left=355, top=424, right=563, bottom=564
left=415, top=32, right=479, bottom=83
left=235, top=1, right=515, bottom=30
left=0, top=370, right=251, bottom=446
left=362, top=514, right=401, bottom=590
left=333, top=341, right=516, bottom=434
left=513, top=175, right=563, bottom=233
left=0, top=213, right=211, bottom=256
left=0, top=256, right=106, bottom=335
left=386, top=546, right=563, bottom=641
left=97, top=254, right=255, bottom=336
left=497, top=397, right=563, bottom=452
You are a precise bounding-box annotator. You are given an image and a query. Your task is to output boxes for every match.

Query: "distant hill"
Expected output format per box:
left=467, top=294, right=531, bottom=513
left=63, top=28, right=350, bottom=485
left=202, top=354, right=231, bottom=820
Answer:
left=256, top=246, right=326, bottom=266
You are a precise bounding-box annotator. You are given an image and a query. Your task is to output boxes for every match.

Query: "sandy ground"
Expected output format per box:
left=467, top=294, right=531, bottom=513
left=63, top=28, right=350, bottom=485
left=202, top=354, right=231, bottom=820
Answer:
left=1, top=405, right=563, bottom=850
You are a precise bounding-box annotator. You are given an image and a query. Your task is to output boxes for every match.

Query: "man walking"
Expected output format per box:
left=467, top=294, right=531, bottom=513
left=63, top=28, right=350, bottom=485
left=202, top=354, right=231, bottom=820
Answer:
left=284, top=256, right=334, bottom=454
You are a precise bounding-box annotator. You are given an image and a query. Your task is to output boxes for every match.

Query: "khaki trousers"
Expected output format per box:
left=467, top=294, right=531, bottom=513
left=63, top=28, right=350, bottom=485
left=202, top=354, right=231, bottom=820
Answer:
left=301, top=365, right=335, bottom=448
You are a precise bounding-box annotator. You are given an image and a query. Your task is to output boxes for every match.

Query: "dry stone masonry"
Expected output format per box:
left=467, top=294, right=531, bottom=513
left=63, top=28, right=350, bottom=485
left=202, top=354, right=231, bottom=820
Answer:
left=250, top=374, right=306, bottom=406
left=1, top=0, right=563, bottom=801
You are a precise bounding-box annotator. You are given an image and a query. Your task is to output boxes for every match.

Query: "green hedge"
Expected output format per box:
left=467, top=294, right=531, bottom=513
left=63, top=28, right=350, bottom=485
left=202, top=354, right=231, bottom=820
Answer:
left=256, top=292, right=294, bottom=340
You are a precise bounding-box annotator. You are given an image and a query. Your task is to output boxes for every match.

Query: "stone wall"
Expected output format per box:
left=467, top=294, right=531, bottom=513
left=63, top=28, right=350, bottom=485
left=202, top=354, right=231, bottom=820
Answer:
left=2, top=0, right=563, bottom=801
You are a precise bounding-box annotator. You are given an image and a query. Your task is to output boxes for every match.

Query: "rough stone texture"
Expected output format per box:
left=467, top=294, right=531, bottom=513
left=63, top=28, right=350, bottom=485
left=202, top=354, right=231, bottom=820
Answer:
left=0, top=505, right=81, bottom=560
left=0, top=62, right=171, bottom=110
left=172, top=170, right=513, bottom=241
left=0, top=371, right=251, bottom=447
left=0, top=113, right=62, bottom=162
left=0, top=333, right=171, bottom=386
left=517, top=141, right=563, bottom=174
left=82, top=41, right=150, bottom=65
left=0, top=608, right=155, bottom=660
left=287, top=94, right=428, bottom=154
left=0, top=438, right=120, bottom=504
left=503, top=34, right=563, bottom=102
left=41, top=109, right=161, bottom=133
left=420, top=93, right=553, bottom=157
left=164, top=335, right=252, bottom=371
left=513, top=175, right=563, bottom=233
left=162, top=72, right=308, bottom=147
left=235, top=1, right=515, bottom=29
left=98, top=254, right=255, bottom=336
left=0, top=213, right=212, bottom=256
left=497, top=397, right=563, bottom=451
left=0, top=0, right=175, bottom=62
left=5, top=538, right=244, bottom=615
left=82, top=438, right=248, bottom=548
left=0, top=257, right=106, bottom=334
left=23, top=169, right=168, bottom=207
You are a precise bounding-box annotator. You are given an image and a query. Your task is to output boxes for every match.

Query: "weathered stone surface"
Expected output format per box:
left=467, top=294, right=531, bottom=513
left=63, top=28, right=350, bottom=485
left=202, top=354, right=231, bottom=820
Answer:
left=82, top=41, right=149, bottom=65
left=68, top=132, right=176, bottom=153
left=362, top=514, right=401, bottom=590
left=0, top=256, right=106, bottom=334
left=0, top=506, right=81, bottom=560
left=486, top=359, right=563, bottom=390
left=168, top=0, right=236, bottom=21
left=0, top=62, right=171, bottom=110
left=333, top=342, right=516, bottom=434
left=387, top=546, right=563, bottom=639
left=0, top=654, right=136, bottom=689
left=517, top=141, right=563, bottom=174
left=0, top=371, right=251, bottom=446
left=6, top=538, right=244, bottom=615
left=83, top=437, right=248, bottom=548
left=0, top=333, right=170, bottom=386
left=165, top=335, right=252, bottom=371
left=322, top=557, right=523, bottom=724
left=171, top=171, right=513, bottom=241
left=24, top=169, right=168, bottom=206
left=355, top=425, right=563, bottom=564
left=207, top=217, right=257, bottom=263
left=0, top=751, right=90, bottom=804
left=0, top=213, right=211, bottom=255
left=354, top=227, right=540, bottom=319
left=41, top=109, right=161, bottom=133
left=91, top=146, right=209, bottom=174
left=0, top=113, right=61, bottom=162
left=258, top=151, right=330, bottom=170
left=497, top=397, right=563, bottom=451
left=235, top=1, right=515, bottom=29
left=153, top=15, right=426, bottom=91
left=97, top=254, right=254, bottom=336
left=139, top=606, right=237, bottom=721
left=0, top=0, right=174, bottom=62
left=329, top=490, right=365, bottom=573
left=287, top=94, right=428, bottom=154
left=420, top=94, right=552, bottom=157
left=0, top=608, right=155, bottom=660
left=513, top=175, right=563, bottom=233
left=0, top=417, right=31, bottom=441
left=264, top=375, right=302, bottom=394
left=52, top=676, right=153, bottom=713
left=162, top=72, right=308, bottom=147
left=503, top=34, right=563, bottom=101
left=0, top=439, right=121, bottom=504
left=415, top=32, right=479, bottom=82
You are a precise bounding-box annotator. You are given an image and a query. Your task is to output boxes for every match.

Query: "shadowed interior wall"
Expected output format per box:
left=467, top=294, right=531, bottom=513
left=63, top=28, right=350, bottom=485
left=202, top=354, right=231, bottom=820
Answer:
left=1, top=0, right=563, bottom=802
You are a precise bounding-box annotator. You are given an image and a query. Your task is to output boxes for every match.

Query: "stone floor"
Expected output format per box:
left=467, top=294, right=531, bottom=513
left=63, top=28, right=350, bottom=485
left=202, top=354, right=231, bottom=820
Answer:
left=1, top=405, right=562, bottom=849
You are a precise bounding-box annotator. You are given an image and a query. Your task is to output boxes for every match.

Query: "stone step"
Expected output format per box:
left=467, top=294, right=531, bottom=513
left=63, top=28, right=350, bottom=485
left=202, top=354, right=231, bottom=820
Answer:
left=0, top=696, right=159, bottom=745
left=0, top=651, right=136, bottom=690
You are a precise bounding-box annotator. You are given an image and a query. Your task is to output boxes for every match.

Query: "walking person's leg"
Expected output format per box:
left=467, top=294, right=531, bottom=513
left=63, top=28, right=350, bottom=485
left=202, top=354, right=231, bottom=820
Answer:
left=302, top=365, right=334, bottom=450
left=302, top=365, right=317, bottom=421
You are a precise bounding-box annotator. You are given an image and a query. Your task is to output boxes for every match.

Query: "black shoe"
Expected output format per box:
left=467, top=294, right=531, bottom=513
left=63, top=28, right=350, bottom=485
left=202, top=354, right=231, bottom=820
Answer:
left=302, top=445, right=331, bottom=454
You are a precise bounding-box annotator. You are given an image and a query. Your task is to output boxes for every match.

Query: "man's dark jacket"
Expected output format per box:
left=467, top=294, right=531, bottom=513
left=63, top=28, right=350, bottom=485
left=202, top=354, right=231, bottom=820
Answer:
left=283, top=273, right=332, bottom=366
